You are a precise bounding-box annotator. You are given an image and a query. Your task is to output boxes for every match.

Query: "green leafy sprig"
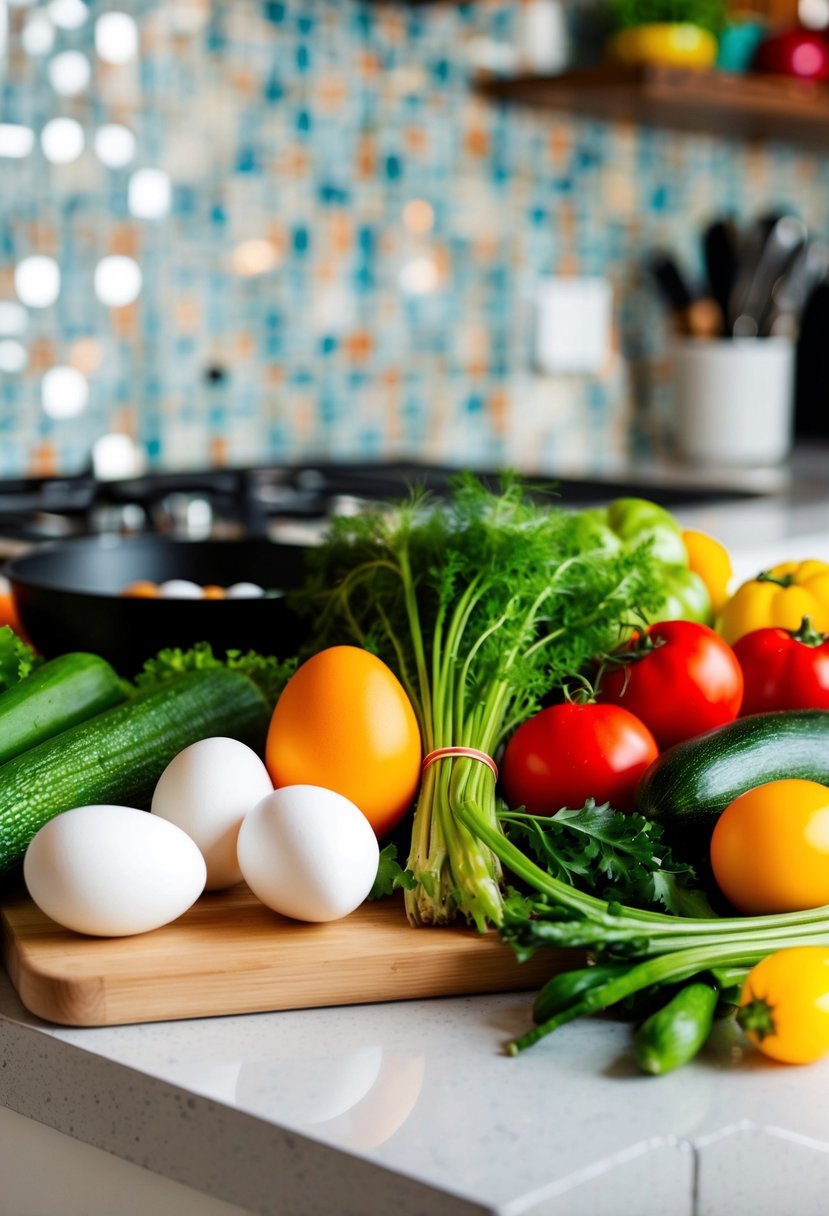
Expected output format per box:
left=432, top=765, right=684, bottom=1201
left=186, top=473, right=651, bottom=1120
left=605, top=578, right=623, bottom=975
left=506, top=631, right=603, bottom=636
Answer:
left=0, top=625, right=41, bottom=693
left=368, top=843, right=416, bottom=901
left=499, top=800, right=713, bottom=918
left=133, top=641, right=296, bottom=711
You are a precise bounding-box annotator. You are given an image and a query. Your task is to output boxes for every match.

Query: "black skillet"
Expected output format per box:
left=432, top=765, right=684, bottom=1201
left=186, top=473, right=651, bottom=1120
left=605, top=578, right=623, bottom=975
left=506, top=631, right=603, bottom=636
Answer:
left=6, top=535, right=314, bottom=676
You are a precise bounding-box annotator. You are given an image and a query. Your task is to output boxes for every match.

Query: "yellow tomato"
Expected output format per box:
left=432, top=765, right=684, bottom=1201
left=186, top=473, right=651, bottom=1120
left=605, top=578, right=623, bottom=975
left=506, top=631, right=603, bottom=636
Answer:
left=682, top=529, right=733, bottom=615
left=717, top=559, right=829, bottom=645
left=710, top=778, right=829, bottom=914
left=739, top=947, right=829, bottom=1064
left=265, top=645, right=422, bottom=839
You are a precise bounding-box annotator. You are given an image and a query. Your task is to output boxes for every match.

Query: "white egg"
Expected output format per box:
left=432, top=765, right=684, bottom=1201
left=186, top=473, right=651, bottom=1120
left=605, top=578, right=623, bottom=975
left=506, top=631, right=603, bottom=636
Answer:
left=157, top=579, right=204, bottom=599
left=237, top=785, right=380, bottom=923
left=23, top=805, right=206, bottom=937
left=151, top=737, right=273, bottom=889
left=225, top=582, right=265, bottom=599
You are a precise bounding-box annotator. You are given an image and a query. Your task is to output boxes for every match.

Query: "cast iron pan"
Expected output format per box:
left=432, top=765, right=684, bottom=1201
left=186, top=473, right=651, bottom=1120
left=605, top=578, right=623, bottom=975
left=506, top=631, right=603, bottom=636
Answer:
left=6, top=536, right=314, bottom=676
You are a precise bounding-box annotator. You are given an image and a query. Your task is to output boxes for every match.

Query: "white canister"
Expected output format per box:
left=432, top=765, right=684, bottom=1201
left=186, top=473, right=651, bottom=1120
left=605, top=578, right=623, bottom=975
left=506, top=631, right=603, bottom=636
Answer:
left=672, top=337, right=796, bottom=467
left=517, top=0, right=570, bottom=74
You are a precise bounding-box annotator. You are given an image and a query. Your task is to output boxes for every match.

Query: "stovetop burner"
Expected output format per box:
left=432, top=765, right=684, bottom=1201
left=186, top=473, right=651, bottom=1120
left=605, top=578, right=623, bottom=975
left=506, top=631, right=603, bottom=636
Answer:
left=0, top=460, right=769, bottom=560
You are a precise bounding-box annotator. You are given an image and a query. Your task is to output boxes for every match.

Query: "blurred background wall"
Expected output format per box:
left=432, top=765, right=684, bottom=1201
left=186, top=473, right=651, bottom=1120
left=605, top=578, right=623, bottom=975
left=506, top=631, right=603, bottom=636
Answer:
left=2, top=0, right=828, bottom=478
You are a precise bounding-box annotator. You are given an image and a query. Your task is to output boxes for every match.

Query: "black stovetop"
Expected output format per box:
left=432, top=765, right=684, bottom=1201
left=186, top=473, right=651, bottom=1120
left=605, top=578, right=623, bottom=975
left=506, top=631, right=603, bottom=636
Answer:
left=0, top=460, right=768, bottom=547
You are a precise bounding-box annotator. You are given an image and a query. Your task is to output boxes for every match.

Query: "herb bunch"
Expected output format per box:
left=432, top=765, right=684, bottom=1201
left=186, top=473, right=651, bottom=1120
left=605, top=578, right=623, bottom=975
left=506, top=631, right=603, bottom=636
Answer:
left=300, top=474, right=663, bottom=930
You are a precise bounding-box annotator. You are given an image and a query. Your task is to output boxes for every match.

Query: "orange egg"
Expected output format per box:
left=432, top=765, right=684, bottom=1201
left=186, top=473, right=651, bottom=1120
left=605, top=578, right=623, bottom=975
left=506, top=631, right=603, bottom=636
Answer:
left=201, top=585, right=226, bottom=599
left=122, top=581, right=160, bottom=598
left=265, top=645, right=422, bottom=839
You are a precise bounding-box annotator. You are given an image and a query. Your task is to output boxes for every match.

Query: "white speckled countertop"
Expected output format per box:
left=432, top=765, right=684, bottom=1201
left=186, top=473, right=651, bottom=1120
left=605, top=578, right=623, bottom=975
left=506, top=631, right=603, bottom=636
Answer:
left=2, top=448, right=829, bottom=1216
left=4, top=967, right=829, bottom=1216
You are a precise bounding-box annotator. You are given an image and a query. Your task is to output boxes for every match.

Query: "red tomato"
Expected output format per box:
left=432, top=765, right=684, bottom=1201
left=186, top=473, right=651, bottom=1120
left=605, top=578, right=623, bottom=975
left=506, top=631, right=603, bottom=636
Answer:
left=596, top=620, right=743, bottom=750
left=732, top=617, right=829, bottom=715
left=500, top=701, right=658, bottom=815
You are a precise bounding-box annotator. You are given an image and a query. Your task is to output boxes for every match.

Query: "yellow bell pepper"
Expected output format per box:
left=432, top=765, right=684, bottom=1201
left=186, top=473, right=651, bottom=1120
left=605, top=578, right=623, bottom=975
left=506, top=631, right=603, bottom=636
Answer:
left=682, top=529, right=733, bottom=616
left=717, top=559, right=829, bottom=645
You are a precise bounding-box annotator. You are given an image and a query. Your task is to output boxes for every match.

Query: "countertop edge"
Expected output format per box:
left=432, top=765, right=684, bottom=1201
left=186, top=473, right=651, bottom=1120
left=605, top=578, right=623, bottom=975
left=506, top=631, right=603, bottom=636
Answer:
left=0, top=1009, right=489, bottom=1216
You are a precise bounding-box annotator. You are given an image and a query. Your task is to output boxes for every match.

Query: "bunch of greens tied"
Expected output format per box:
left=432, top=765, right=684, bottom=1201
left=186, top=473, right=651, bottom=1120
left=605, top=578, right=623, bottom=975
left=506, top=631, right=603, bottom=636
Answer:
left=300, top=475, right=665, bottom=931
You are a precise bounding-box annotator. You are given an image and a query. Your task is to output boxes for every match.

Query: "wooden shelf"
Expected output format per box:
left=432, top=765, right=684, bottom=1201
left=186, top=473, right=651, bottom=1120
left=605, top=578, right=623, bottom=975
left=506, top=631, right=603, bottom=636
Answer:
left=476, top=65, right=829, bottom=149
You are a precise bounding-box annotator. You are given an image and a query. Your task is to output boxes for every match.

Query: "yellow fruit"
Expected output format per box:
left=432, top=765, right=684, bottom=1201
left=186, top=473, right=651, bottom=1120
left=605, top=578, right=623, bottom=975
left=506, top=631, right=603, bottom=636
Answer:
left=682, top=530, right=732, bottom=615
left=717, top=559, right=829, bottom=646
left=606, top=23, right=718, bottom=70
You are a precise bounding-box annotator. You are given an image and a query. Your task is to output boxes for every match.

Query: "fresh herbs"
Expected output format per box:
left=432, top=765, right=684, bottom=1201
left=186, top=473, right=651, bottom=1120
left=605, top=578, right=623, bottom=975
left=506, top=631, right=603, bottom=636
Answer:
left=453, top=798, right=829, bottom=1056
left=499, top=800, right=713, bottom=918
left=368, top=843, right=416, bottom=901
left=0, top=626, right=41, bottom=693
left=133, top=642, right=296, bottom=710
left=300, top=474, right=664, bottom=930
left=611, top=0, right=727, bottom=34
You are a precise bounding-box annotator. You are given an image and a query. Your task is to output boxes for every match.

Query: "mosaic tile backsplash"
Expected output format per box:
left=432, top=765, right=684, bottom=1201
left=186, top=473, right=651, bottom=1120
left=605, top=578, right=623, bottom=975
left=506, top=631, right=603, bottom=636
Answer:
left=2, top=0, right=829, bottom=479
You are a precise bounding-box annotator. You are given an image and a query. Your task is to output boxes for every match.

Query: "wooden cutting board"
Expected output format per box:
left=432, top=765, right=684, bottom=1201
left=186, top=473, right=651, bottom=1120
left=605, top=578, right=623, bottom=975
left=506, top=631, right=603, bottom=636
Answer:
left=0, top=885, right=572, bottom=1027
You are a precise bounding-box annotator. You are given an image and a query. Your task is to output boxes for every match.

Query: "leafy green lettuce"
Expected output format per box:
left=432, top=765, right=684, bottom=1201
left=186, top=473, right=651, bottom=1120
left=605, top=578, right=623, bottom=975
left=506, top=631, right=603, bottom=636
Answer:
left=0, top=625, right=41, bottom=693
left=133, top=641, right=296, bottom=711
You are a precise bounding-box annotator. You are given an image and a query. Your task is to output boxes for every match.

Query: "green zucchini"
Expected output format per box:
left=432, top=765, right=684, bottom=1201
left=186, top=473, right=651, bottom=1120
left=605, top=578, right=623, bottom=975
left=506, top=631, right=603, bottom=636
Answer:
left=0, top=652, right=126, bottom=767
left=0, top=666, right=270, bottom=875
left=636, top=709, right=829, bottom=855
left=634, top=981, right=718, bottom=1076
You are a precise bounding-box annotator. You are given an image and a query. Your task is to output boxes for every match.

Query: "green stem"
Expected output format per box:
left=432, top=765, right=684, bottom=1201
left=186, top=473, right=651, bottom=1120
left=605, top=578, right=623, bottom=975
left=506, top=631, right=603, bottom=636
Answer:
left=737, top=993, right=777, bottom=1041
left=455, top=799, right=672, bottom=925
left=398, top=544, right=434, bottom=748
left=757, top=570, right=796, bottom=588
left=508, top=934, right=829, bottom=1054
left=459, top=799, right=829, bottom=942
left=793, top=616, right=826, bottom=647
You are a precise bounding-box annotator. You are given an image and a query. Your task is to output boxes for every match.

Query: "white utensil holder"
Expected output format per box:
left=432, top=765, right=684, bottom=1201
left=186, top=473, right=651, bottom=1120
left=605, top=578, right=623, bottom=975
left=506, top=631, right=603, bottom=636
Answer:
left=672, top=337, right=796, bottom=467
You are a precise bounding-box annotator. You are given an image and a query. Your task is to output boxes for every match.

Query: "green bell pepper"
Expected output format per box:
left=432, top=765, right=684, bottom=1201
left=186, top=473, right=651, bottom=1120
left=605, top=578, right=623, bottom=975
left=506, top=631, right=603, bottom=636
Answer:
left=606, top=497, right=688, bottom=566
left=656, top=564, right=713, bottom=625
left=573, top=497, right=712, bottom=626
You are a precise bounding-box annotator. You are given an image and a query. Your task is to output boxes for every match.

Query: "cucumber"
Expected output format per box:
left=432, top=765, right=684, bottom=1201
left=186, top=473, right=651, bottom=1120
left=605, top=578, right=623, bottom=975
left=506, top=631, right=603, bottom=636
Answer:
left=0, top=667, right=270, bottom=875
left=634, top=982, right=718, bottom=1076
left=636, top=709, right=829, bottom=855
left=0, top=652, right=126, bottom=767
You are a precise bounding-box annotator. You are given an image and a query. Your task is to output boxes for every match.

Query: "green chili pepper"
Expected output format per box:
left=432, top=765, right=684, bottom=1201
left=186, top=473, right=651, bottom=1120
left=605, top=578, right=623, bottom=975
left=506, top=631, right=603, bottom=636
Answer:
left=634, top=981, right=719, bottom=1076
left=532, top=962, right=630, bottom=1024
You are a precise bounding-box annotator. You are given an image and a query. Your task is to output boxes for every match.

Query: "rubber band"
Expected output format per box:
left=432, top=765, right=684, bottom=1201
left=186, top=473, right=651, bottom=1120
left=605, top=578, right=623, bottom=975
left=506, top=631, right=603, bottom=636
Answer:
left=421, top=746, right=499, bottom=781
